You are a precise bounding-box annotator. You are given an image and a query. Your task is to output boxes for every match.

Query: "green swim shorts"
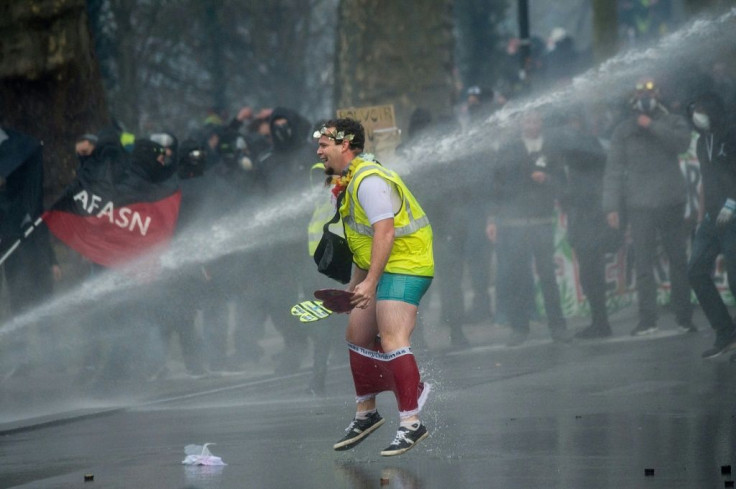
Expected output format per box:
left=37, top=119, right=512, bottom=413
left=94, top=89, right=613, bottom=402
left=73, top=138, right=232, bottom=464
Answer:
left=376, top=273, right=432, bottom=306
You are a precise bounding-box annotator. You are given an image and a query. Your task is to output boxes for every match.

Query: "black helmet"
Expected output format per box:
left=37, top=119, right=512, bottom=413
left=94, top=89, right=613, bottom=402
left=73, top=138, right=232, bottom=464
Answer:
left=132, top=139, right=175, bottom=183
left=177, top=138, right=207, bottom=179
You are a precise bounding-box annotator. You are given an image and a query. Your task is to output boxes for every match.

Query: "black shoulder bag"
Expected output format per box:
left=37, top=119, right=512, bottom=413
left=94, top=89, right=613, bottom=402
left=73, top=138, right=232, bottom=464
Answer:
left=313, top=191, right=353, bottom=284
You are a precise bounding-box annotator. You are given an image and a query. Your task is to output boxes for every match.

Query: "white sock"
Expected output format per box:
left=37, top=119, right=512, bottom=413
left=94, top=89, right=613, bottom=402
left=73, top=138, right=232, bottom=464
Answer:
left=356, top=409, right=376, bottom=421
left=400, top=420, right=420, bottom=431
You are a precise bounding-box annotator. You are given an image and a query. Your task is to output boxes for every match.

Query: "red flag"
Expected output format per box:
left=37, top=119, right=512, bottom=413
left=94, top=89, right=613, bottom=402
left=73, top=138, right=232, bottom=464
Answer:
left=42, top=148, right=181, bottom=269
left=43, top=191, right=181, bottom=268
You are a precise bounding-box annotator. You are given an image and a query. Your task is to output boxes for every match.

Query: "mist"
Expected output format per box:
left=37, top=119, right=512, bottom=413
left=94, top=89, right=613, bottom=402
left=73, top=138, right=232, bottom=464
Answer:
left=1, top=5, right=735, bottom=429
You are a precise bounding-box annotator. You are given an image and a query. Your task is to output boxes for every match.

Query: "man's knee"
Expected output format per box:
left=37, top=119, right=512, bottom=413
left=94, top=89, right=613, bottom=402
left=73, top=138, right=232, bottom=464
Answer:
left=380, top=333, right=411, bottom=352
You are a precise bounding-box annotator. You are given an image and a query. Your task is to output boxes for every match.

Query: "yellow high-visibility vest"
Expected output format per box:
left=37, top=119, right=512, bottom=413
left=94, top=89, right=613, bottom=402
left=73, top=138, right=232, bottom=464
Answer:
left=307, top=163, right=343, bottom=256
left=340, top=155, right=434, bottom=277
left=120, top=132, right=135, bottom=152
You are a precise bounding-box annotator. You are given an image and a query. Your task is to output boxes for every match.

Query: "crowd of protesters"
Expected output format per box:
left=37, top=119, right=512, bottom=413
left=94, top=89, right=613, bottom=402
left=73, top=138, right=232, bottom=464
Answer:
left=1, top=25, right=736, bottom=392
left=421, top=29, right=736, bottom=356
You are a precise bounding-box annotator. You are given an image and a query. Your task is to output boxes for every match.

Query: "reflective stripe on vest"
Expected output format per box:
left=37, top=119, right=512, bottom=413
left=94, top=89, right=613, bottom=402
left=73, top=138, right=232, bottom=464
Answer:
left=343, top=164, right=430, bottom=237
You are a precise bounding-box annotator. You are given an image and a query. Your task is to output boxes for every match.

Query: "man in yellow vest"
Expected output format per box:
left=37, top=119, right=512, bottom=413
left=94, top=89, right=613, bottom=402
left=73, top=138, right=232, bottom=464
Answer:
left=315, top=118, right=434, bottom=457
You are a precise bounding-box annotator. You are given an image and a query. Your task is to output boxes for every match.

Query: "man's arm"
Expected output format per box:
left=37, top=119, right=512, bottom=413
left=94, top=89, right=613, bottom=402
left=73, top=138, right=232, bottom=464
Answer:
left=648, top=113, right=692, bottom=154
left=350, top=218, right=394, bottom=308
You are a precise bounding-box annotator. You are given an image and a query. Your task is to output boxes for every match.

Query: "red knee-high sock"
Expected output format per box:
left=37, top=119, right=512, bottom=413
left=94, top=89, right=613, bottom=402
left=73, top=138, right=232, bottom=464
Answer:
left=348, top=342, right=395, bottom=401
left=348, top=342, right=428, bottom=417
left=385, top=352, right=421, bottom=417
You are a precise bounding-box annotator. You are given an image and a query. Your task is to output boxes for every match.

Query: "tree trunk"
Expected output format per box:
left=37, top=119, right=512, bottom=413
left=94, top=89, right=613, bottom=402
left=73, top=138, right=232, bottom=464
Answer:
left=335, top=0, right=455, bottom=132
left=202, top=0, right=228, bottom=112
left=591, top=0, right=619, bottom=64
left=107, top=0, right=144, bottom=133
left=0, top=0, right=109, bottom=203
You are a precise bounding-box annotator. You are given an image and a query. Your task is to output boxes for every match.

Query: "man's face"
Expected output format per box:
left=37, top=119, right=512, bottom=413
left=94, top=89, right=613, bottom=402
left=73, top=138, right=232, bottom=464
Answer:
left=257, top=120, right=271, bottom=137
left=522, top=113, right=542, bottom=139
left=75, top=140, right=95, bottom=156
left=154, top=147, right=167, bottom=166
left=207, top=133, right=219, bottom=150
left=316, top=127, right=348, bottom=175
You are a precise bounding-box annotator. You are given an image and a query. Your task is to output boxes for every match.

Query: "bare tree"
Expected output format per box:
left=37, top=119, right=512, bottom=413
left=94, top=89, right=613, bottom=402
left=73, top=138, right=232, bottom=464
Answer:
left=89, top=0, right=337, bottom=136
left=0, top=0, right=109, bottom=201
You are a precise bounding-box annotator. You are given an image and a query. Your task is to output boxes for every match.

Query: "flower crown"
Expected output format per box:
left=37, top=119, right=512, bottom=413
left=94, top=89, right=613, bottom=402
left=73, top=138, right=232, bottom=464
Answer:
left=313, top=126, right=355, bottom=143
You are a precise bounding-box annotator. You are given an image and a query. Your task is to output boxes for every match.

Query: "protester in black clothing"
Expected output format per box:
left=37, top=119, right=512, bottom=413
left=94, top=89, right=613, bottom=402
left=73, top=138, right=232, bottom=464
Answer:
left=71, top=136, right=182, bottom=386
left=146, top=135, right=208, bottom=378
left=686, top=92, right=736, bottom=358
left=235, top=107, right=313, bottom=375
left=0, top=127, right=60, bottom=378
left=542, top=28, right=581, bottom=87
left=0, top=128, right=60, bottom=314
left=556, top=111, right=619, bottom=339
left=488, top=111, right=571, bottom=346
left=187, top=123, right=265, bottom=372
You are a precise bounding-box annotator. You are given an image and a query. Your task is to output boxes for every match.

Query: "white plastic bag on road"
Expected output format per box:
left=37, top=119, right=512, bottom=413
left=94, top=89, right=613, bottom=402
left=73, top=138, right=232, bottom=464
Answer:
left=182, top=443, right=227, bottom=466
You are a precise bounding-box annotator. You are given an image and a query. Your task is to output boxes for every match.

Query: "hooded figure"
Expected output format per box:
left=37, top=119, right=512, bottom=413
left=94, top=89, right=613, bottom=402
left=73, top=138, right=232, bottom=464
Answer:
left=687, top=91, right=736, bottom=359
left=130, top=139, right=171, bottom=183
left=260, top=107, right=313, bottom=194
left=150, top=132, right=179, bottom=168
left=269, top=107, right=312, bottom=154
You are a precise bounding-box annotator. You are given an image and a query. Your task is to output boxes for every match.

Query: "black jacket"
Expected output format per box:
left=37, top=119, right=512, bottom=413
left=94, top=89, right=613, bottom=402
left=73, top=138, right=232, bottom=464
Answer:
left=690, top=92, right=736, bottom=218
left=492, top=136, right=566, bottom=221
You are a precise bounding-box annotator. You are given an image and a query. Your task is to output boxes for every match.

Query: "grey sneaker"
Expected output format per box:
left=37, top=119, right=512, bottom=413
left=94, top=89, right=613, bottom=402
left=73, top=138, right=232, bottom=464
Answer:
left=380, top=423, right=429, bottom=456
left=631, top=323, right=658, bottom=336
left=677, top=322, right=698, bottom=334
left=333, top=411, right=385, bottom=451
left=702, top=331, right=736, bottom=359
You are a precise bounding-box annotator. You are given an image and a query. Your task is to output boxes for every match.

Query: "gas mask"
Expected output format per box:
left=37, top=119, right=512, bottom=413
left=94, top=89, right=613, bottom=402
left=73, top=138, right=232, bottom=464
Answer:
left=132, top=140, right=171, bottom=183
left=272, top=121, right=293, bottom=146
left=150, top=133, right=177, bottom=167
left=634, top=96, right=657, bottom=114
left=692, top=111, right=710, bottom=132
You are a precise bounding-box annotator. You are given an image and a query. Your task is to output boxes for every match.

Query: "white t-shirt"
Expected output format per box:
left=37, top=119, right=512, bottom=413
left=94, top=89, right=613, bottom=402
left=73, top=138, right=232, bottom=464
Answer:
left=357, top=175, right=402, bottom=224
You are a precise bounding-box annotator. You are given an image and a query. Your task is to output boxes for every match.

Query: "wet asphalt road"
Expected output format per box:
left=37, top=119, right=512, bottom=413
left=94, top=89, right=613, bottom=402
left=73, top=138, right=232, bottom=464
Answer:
left=2, top=307, right=736, bottom=489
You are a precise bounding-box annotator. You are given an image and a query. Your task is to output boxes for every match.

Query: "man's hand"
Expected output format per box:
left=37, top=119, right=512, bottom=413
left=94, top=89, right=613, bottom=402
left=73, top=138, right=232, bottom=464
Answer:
left=236, top=106, right=253, bottom=122
left=350, top=279, right=377, bottom=309
left=637, top=114, right=652, bottom=129
left=716, top=199, right=736, bottom=226
left=607, top=211, right=620, bottom=229
left=486, top=222, right=497, bottom=242
left=350, top=218, right=394, bottom=309
left=531, top=171, right=548, bottom=183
